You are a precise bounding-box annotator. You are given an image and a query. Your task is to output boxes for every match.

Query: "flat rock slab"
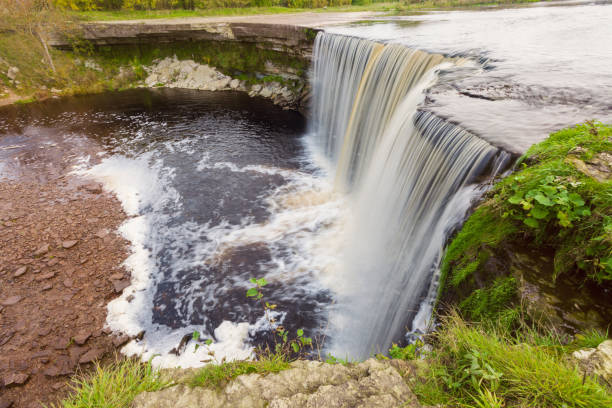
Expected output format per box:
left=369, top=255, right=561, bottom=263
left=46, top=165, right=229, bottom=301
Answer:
left=133, top=359, right=422, bottom=408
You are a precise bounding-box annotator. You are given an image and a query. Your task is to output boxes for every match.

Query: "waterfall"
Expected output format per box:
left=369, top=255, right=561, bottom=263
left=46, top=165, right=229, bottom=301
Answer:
left=310, top=33, right=504, bottom=358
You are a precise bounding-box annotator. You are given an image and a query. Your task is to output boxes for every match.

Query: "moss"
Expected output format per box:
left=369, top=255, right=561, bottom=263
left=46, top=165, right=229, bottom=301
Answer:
left=88, top=40, right=309, bottom=92
left=459, top=277, right=517, bottom=322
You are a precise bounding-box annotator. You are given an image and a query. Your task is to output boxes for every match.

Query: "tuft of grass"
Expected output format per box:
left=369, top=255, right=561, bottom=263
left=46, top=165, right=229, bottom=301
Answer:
left=189, top=352, right=290, bottom=388
left=49, top=358, right=167, bottom=408
left=411, top=313, right=612, bottom=408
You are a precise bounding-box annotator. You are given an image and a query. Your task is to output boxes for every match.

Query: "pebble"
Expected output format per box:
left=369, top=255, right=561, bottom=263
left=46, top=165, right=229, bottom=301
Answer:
left=62, top=240, right=78, bottom=249
left=112, top=280, right=130, bottom=293
left=36, top=272, right=55, bottom=281
left=1, top=296, right=22, bottom=306
left=33, top=244, right=50, bottom=256
left=41, top=283, right=53, bottom=291
left=73, top=331, right=91, bottom=345
left=14, top=266, right=27, bottom=277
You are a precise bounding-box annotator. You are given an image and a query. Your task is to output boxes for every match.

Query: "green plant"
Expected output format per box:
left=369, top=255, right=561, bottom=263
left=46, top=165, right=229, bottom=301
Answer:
left=49, top=358, right=167, bottom=408
left=503, top=174, right=591, bottom=229
left=246, top=277, right=312, bottom=357
left=388, top=340, right=422, bottom=360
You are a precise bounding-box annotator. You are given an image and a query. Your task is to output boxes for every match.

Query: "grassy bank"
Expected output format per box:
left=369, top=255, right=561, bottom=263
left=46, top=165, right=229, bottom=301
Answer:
left=439, top=122, right=612, bottom=325
left=70, top=0, right=543, bottom=21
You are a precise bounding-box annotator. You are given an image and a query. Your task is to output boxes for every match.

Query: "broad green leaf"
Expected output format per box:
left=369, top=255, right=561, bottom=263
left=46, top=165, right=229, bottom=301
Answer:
left=568, top=193, right=585, bottom=207
left=192, top=331, right=200, bottom=341
left=246, top=288, right=259, bottom=297
left=508, top=194, right=523, bottom=204
left=256, top=278, right=268, bottom=286
left=523, top=218, right=539, bottom=228
left=249, top=278, right=257, bottom=284
left=291, top=342, right=299, bottom=353
left=205, top=339, right=213, bottom=345
left=297, top=329, right=304, bottom=337
left=530, top=206, right=549, bottom=219
left=534, top=194, right=553, bottom=206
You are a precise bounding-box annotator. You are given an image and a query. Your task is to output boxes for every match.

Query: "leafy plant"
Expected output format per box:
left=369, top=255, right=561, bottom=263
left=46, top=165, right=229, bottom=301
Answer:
left=503, top=174, right=590, bottom=229
left=388, top=340, right=422, bottom=360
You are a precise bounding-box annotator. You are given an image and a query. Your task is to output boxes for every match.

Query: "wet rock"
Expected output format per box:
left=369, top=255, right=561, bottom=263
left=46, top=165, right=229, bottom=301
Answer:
left=573, top=340, right=612, bottom=386
left=80, top=182, right=103, bottom=194
left=79, top=348, right=105, bottom=364
left=126, top=294, right=135, bottom=302
left=33, top=244, right=50, bottom=256
left=2, top=373, right=29, bottom=386
left=44, top=356, right=75, bottom=377
left=109, top=273, right=124, bottom=280
left=73, top=331, right=91, bottom=345
left=112, top=335, right=130, bottom=347
left=95, top=228, right=109, bottom=238
left=62, top=240, right=78, bottom=249
left=112, top=279, right=130, bottom=293
left=1, top=296, right=22, bottom=306
left=14, top=266, right=27, bottom=277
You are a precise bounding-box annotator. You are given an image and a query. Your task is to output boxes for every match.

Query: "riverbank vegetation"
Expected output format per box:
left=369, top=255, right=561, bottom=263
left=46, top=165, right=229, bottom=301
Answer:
left=440, top=122, right=612, bottom=326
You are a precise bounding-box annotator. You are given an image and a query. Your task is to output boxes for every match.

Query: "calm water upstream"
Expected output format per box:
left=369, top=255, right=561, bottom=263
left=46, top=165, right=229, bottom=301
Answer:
left=329, top=0, right=612, bottom=153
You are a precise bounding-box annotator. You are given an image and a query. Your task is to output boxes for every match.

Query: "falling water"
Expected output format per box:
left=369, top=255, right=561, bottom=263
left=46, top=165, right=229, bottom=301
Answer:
left=311, top=33, right=505, bottom=358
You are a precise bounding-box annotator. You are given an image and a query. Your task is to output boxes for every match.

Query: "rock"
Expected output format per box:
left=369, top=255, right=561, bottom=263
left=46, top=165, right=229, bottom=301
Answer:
left=133, top=359, right=422, bottom=408
left=62, top=240, right=78, bottom=249
left=79, top=348, right=105, bottom=364
left=0, top=398, right=13, bottom=408
left=230, top=79, right=240, bottom=89
left=95, top=228, right=110, bottom=238
left=260, top=87, right=273, bottom=98
left=41, top=283, right=53, bottom=291
left=33, top=243, right=50, bottom=256
left=14, top=266, right=27, bottom=277
left=80, top=182, right=103, bottom=194
left=251, top=84, right=262, bottom=93
left=1, top=296, right=22, bottom=306
left=6, top=66, right=19, bottom=80
left=109, top=273, right=124, bottom=280
left=112, top=279, right=130, bottom=293
left=573, top=340, right=612, bottom=386
left=47, top=258, right=59, bottom=267
left=63, top=278, right=73, bottom=288
left=2, top=372, right=29, bottom=386
left=112, top=335, right=130, bottom=347
left=37, top=272, right=55, bottom=280
left=74, top=331, right=91, bottom=345
left=126, top=294, right=135, bottom=302
left=44, top=356, right=75, bottom=377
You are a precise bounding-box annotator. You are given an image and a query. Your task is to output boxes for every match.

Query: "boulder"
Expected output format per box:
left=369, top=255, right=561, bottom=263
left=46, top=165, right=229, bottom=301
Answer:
left=573, top=340, right=612, bottom=387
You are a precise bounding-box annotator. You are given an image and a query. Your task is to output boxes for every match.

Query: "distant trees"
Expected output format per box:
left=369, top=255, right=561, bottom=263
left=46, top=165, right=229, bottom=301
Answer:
left=49, top=0, right=353, bottom=10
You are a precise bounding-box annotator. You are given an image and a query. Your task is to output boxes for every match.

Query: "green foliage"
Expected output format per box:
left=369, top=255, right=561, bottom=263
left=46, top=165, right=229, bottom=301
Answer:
left=388, top=340, right=422, bottom=360
left=49, top=358, right=167, bottom=408
left=459, top=277, right=517, bottom=323
left=189, top=352, right=290, bottom=388
left=411, top=314, right=612, bottom=408
left=324, top=354, right=350, bottom=365
left=569, top=328, right=609, bottom=351
left=440, top=122, right=612, bottom=311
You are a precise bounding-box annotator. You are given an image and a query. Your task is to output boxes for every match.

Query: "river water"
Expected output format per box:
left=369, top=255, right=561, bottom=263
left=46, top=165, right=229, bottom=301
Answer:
left=329, top=0, right=612, bottom=153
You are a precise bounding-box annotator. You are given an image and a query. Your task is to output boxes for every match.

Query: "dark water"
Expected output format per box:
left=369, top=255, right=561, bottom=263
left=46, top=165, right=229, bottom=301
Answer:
left=1, top=89, right=334, bottom=366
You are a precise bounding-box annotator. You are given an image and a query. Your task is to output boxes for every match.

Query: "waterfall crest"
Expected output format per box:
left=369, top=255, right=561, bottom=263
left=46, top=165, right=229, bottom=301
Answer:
left=310, top=33, right=503, bottom=358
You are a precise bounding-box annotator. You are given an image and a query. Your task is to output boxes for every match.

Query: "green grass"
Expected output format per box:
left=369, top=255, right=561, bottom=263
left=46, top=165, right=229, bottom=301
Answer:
left=189, top=352, right=291, bottom=388
left=69, top=0, right=543, bottom=21
left=49, top=359, right=167, bottom=408
left=410, top=313, right=612, bottom=408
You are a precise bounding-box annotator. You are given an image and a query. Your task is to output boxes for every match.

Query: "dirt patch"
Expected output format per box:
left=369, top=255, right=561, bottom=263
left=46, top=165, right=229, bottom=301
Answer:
left=0, top=140, right=131, bottom=406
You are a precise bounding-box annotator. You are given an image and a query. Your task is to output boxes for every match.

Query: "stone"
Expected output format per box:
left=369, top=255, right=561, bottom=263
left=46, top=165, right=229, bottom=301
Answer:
left=63, top=278, right=73, bottom=288
left=47, top=258, right=59, bottom=267
left=79, top=348, right=105, bottom=364
left=230, top=79, right=240, bottom=89
left=112, top=279, right=130, bottom=293
left=2, top=372, right=29, bottom=386
left=6, top=66, right=19, bottom=80
left=95, top=228, right=110, bottom=238
left=74, top=331, right=91, bottom=345
left=33, top=243, right=50, bottom=256
left=14, top=266, right=27, bottom=277
left=41, top=283, right=53, bottom=291
left=80, top=182, right=103, bottom=194
left=0, top=398, right=13, bottom=408
left=260, top=87, right=273, bottom=98
left=37, top=272, right=55, bottom=280
left=112, top=335, right=130, bottom=347
left=109, top=273, right=124, bottom=280
left=1, top=296, right=22, bottom=306
left=133, top=359, right=422, bottom=408
left=62, top=240, right=78, bottom=249
left=573, top=340, right=612, bottom=386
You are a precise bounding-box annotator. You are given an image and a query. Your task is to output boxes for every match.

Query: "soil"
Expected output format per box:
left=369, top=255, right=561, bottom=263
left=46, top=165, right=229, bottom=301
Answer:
left=0, top=132, right=131, bottom=407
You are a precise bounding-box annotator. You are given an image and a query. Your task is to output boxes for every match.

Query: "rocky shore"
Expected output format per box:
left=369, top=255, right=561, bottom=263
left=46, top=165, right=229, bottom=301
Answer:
left=0, top=140, right=131, bottom=407
left=143, top=56, right=308, bottom=110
